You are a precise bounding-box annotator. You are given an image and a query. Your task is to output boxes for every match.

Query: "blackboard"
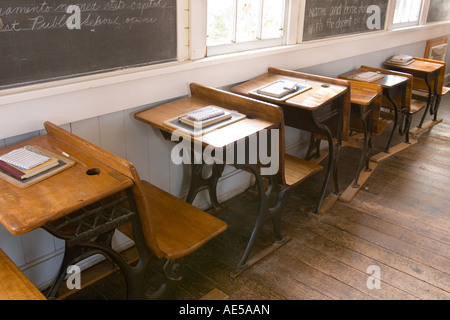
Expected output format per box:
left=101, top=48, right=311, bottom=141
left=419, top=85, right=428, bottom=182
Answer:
left=303, top=0, right=388, bottom=41
left=427, top=0, right=450, bottom=22
left=0, top=0, right=177, bottom=89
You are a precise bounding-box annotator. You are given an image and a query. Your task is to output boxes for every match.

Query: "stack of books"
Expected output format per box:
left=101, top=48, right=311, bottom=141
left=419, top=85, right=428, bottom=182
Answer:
left=352, top=71, right=384, bottom=82
left=0, top=146, right=59, bottom=180
left=179, top=106, right=232, bottom=128
left=386, top=54, right=414, bottom=65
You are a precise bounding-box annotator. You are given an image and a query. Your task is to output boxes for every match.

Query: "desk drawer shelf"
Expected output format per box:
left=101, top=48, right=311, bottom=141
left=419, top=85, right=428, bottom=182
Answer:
left=43, top=192, right=135, bottom=246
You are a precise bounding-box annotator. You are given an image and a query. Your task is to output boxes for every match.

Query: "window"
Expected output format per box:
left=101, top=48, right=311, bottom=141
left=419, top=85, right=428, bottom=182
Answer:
left=391, top=0, right=423, bottom=28
left=206, top=0, right=286, bottom=56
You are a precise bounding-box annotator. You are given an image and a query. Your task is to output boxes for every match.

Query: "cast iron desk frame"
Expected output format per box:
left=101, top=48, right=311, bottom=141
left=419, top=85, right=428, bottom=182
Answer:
left=230, top=69, right=350, bottom=214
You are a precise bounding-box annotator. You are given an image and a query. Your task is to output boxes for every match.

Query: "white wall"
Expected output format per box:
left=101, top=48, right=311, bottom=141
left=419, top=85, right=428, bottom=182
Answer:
left=1, top=22, right=449, bottom=290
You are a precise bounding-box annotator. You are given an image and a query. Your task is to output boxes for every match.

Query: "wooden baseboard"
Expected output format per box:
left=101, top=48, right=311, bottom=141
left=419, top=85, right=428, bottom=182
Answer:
left=339, top=162, right=378, bottom=203
left=371, top=139, right=418, bottom=163
left=230, top=236, right=291, bottom=278
left=308, top=192, right=340, bottom=219
left=410, top=118, right=443, bottom=136
left=200, top=288, right=229, bottom=300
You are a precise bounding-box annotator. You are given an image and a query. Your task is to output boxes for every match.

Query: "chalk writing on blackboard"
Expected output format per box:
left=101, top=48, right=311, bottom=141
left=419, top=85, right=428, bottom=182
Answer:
left=0, top=1, right=168, bottom=32
left=0, top=0, right=177, bottom=89
left=303, top=0, right=388, bottom=41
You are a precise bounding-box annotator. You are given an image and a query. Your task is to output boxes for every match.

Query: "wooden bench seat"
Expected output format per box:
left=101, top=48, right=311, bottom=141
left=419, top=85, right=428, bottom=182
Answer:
left=410, top=99, right=426, bottom=114
left=284, top=154, right=322, bottom=187
left=140, top=180, right=228, bottom=260
left=0, top=249, right=45, bottom=300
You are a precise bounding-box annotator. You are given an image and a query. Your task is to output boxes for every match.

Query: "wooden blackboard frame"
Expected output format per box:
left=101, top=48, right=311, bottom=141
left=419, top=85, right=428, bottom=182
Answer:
left=303, top=0, right=388, bottom=42
left=0, top=0, right=177, bottom=89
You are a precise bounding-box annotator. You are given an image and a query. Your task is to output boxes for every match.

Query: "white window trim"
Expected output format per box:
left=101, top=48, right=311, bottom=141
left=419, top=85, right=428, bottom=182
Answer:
left=193, top=0, right=294, bottom=58
left=388, top=0, right=430, bottom=30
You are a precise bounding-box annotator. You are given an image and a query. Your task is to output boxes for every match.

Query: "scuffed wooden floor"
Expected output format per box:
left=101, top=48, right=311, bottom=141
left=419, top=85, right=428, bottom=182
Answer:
left=70, top=93, right=450, bottom=300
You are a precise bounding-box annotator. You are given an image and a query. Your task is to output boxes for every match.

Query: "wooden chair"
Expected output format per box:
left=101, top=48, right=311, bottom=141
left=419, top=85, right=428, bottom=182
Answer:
left=43, top=121, right=228, bottom=299
left=0, top=249, right=46, bottom=300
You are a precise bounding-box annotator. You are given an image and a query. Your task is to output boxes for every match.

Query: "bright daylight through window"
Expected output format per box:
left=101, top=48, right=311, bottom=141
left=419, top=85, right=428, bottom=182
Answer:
left=392, top=0, right=422, bottom=27
left=207, top=0, right=285, bottom=54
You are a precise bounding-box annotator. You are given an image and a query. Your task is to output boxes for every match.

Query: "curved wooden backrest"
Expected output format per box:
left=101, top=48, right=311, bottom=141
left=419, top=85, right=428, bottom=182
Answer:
left=43, top=121, right=165, bottom=259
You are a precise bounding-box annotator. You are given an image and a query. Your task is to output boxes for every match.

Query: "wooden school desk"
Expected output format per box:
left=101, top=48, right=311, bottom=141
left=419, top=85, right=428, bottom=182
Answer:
left=0, top=122, right=137, bottom=298
left=231, top=67, right=350, bottom=215
left=339, top=67, right=410, bottom=157
left=384, top=57, right=446, bottom=133
left=0, top=122, right=227, bottom=299
left=136, top=83, right=312, bottom=273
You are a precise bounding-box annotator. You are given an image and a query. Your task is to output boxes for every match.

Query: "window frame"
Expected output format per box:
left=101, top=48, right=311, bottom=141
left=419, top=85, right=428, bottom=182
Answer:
left=206, top=0, right=289, bottom=56
left=191, top=0, right=297, bottom=59
left=389, top=0, right=425, bottom=29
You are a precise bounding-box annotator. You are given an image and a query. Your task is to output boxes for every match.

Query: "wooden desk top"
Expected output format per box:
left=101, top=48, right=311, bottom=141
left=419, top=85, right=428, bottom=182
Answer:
left=135, top=84, right=279, bottom=149
left=231, top=72, right=348, bottom=110
left=350, top=87, right=379, bottom=106
left=0, top=133, right=133, bottom=235
left=339, top=67, right=409, bottom=89
left=384, top=58, right=443, bottom=74
left=346, top=80, right=381, bottom=106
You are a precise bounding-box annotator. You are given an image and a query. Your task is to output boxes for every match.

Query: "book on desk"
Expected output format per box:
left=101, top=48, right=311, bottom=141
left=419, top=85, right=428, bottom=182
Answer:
left=178, top=106, right=233, bottom=128
left=0, top=145, right=74, bottom=187
left=249, top=80, right=312, bottom=101
left=351, top=71, right=384, bottom=82
left=163, top=105, right=246, bottom=136
left=386, top=54, right=415, bottom=66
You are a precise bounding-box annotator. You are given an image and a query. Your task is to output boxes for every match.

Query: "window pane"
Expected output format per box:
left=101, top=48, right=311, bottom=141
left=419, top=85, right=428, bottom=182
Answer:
left=236, top=0, right=261, bottom=42
left=206, top=0, right=285, bottom=53
left=261, top=0, right=284, bottom=39
left=393, top=0, right=421, bottom=25
left=207, top=0, right=235, bottom=45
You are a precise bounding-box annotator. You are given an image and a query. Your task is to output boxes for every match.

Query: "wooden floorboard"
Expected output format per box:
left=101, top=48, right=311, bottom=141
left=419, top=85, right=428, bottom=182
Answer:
left=68, top=92, right=450, bottom=300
